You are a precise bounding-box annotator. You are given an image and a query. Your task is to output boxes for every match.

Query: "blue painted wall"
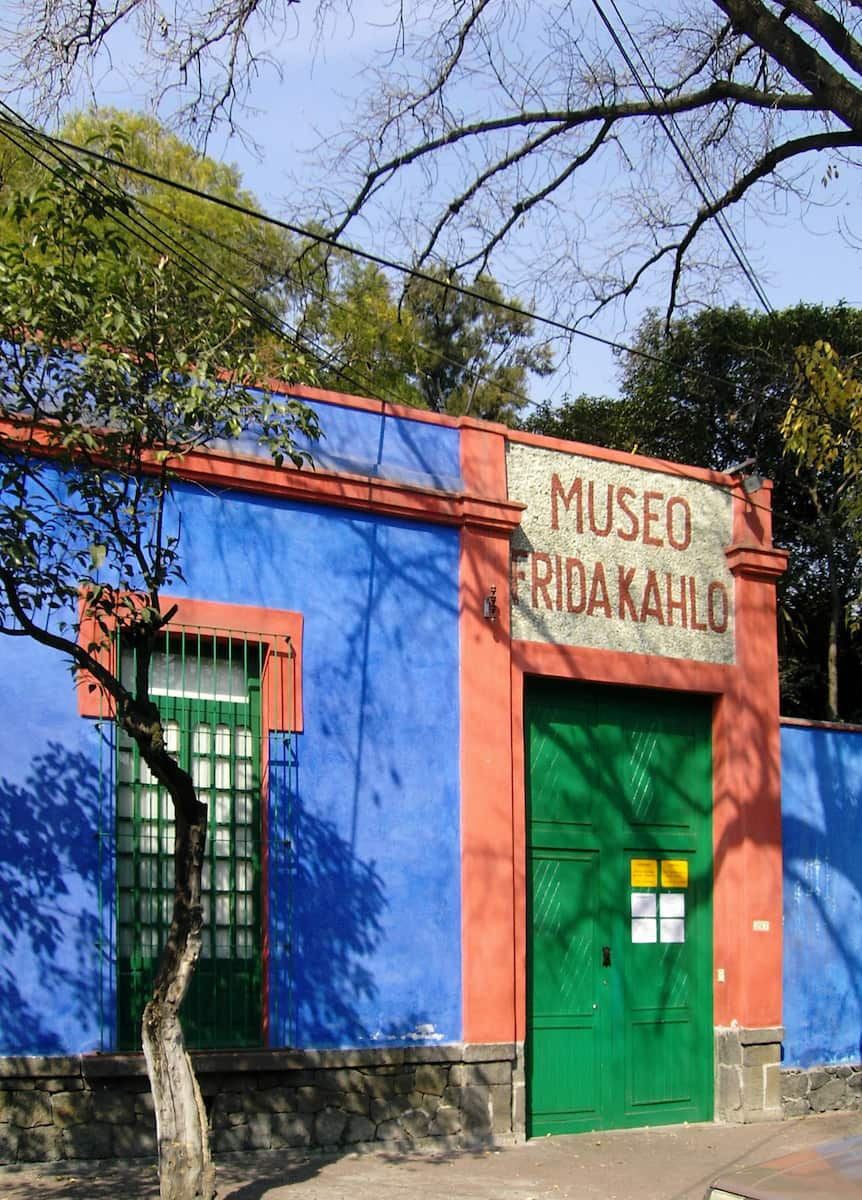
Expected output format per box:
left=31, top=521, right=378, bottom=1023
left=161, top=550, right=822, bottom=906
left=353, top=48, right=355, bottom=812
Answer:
left=782, top=722, right=862, bottom=1067
left=0, top=408, right=463, bottom=1055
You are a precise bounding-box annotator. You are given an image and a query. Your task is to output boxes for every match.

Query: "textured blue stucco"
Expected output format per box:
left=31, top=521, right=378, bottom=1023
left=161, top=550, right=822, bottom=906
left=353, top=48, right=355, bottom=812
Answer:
left=0, top=441, right=462, bottom=1054
left=225, top=393, right=464, bottom=493
left=782, top=722, right=862, bottom=1067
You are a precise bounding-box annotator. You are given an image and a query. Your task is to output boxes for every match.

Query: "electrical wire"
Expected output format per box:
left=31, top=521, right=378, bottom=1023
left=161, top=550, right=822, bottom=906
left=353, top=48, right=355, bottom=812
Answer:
left=0, top=106, right=853, bottom=443
left=591, top=0, right=775, bottom=317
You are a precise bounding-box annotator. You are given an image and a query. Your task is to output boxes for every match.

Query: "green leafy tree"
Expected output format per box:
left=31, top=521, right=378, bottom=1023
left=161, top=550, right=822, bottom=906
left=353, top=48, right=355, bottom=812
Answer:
left=525, top=305, right=862, bottom=722
left=301, top=258, right=554, bottom=423
left=781, top=340, right=862, bottom=716
left=0, top=128, right=318, bottom=1199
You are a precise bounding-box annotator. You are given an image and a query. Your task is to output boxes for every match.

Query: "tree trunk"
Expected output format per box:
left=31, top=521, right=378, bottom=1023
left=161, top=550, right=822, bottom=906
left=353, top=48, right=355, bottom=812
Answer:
left=827, top=577, right=841, bottom=722
left=142, top=997, right=215, bottom=1200
left=134, top=714, right=215, bottom=1200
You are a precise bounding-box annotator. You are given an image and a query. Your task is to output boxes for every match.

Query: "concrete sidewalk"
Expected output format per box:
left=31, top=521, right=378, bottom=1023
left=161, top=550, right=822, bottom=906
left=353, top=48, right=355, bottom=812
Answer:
left=0, top=1111, right=859, bottom=1200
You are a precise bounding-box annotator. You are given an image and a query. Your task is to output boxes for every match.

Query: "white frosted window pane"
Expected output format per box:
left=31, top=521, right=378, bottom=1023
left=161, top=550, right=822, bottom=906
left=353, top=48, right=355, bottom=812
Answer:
left=236, top=728, right=252, bottom=758
left=213, top=831, right=230, bottom=857
left=140, top=824, right=159, bottom=854
left=201, top=860, right=211, bottom=890
left=141, top=788, right=160, bottom=820
left=236, top=862, right=252, bottom=891
left=161, top=826, right=173, bottom=853
left=215, top=861, right=230, bottom=891
left=215, top=895, right=230, bottom=926
left=139, top=758, right=154, bottom=785
left=139, top=856, right=158, bottom=888
left=632, top=918, right=657, bottom=944
left=117, top=785, right=134, bottom=818
left=215, top=726, right=231, bottom=756
left=163, top=720, right=180, bottom=754
left=236, top=929, right=252, bottom=959
left=235, top=793, right=251, bottom=824
left=192, top=725, right=211, bottom=754
left=201, top=894, right=210, bottom=922
left=660, top=918, right=686, bottom=944
left=215, top=793, right=231, bottom=824
left=215, top=929, right=230, bottom=956
left=163, top=858, right=174, bottom=888
left=117, top=819, right=134, bottom=851
left=192, top=757, right=211, bottom=789
left=631, top=893, right=657, bottom=918
left=118, top=749, right=135, bottom=783
left=660, top=893, right=685, bottom=918
left=235, top=895, right=252, bottom=925
left=215, top=761, right=231, bottom=790
left=235, top=762, right=252, bottom=791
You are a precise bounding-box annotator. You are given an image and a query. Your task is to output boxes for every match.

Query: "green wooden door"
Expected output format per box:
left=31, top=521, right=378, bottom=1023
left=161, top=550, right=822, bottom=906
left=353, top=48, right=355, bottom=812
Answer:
left=526, top=680, right=713, bottom=1135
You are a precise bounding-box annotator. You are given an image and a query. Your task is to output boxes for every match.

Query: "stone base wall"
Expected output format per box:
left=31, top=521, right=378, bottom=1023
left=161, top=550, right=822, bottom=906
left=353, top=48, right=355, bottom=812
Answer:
left=0, top=1044, right=521, bottom=1166
left=781, top=1064, right=862, bottom=1116
left=714, top=1026, right=784, bottom=1123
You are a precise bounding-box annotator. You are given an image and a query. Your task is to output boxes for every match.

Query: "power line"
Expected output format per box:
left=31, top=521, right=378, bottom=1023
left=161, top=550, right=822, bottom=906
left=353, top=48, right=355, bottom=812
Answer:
left=0, top=107, right=853, bottom=443
left=591, top=0, right=775, bottom=317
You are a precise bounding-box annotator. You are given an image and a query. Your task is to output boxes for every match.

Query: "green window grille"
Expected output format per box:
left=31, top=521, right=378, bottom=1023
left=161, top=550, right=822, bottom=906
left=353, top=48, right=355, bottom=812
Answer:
left=116, top=629, right=267, bottom=1050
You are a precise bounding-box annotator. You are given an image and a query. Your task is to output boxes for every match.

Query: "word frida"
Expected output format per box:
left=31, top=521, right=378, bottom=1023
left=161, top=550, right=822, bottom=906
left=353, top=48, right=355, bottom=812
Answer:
left=512, top=551, right=730, bottom=633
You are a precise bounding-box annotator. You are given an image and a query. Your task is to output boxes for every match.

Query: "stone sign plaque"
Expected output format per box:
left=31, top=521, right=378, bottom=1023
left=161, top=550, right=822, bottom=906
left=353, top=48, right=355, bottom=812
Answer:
left=507, top=442, right=735, bottom=664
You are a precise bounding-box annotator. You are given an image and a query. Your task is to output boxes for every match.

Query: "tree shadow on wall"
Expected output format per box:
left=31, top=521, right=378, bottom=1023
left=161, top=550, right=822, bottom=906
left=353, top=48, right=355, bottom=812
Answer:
left=0, top=742, right=103, bottom=1054
left=268, top=743, right=388, bottom=1047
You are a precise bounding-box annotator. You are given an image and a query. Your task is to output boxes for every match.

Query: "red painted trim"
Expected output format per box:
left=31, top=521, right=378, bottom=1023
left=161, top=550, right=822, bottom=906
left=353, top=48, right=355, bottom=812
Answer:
left=505, top=427, right=737, bottom=489
left=711, top=489, right=786, bottom=1029
left=272, top=382, right=465, bottom=428
left=77, top=595, right=303, bottom=732
left=0, top=416, right=523, bottom=533
left=174, top=448, right=524, bottom=532
left=459, top=524, right=518, bottom=1043
left=781, top=716, right=862, bottom=733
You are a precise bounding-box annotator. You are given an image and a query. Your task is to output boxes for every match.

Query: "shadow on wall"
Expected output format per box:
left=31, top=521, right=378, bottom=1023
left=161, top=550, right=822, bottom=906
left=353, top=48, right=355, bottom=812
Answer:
left=782, top=724, right=862, bottom=1067
left=0, top=743, right=103, bottom=1055
left=268, top=740, right=389, bottom=1047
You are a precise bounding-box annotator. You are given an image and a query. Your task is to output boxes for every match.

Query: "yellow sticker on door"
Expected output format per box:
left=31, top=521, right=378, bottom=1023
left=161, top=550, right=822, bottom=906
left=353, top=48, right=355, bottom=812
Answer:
left=630, top=859, right=658, bottom=888
left=661, top=859, right=689, bottom=888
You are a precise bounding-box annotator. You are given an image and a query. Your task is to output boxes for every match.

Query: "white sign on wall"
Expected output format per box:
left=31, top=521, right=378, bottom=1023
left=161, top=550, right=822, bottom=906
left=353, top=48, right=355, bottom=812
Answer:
left=507, top=442, right=735, bottom=664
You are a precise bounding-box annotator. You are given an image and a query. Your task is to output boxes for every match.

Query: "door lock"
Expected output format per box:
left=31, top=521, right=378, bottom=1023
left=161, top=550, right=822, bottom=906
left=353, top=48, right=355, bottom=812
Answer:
left=602, top=945, right=611, bottom=967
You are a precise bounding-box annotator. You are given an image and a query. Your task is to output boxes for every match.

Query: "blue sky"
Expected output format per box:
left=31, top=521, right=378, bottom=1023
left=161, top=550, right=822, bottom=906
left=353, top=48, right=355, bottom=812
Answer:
left=60, top=0, right=862, bottom=405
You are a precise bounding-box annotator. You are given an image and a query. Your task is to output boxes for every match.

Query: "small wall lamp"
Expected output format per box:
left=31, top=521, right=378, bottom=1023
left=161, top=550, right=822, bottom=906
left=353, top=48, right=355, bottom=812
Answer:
left=727, top=457, right=763, bottom=495
left=484, top=585, right=499, bottom=622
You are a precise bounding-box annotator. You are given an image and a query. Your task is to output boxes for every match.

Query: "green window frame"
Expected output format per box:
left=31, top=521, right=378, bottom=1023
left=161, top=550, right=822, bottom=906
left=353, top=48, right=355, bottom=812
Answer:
left=116, top=633, right=264, bottom=1050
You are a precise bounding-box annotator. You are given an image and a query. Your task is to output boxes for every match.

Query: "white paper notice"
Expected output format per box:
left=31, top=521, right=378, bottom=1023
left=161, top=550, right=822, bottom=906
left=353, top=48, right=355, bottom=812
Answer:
left=631, top=893, right=657, bottom=918
left=660, top=918, right=685, bottom=944
left=660, top=893, right=685, bottom=918
left=632, top=918, right=658, bottom=944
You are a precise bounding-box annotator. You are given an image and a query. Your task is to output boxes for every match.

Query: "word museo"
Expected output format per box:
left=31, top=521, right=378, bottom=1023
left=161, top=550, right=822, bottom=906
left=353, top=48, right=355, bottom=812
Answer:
left=512, top=475, right=731, bottom=633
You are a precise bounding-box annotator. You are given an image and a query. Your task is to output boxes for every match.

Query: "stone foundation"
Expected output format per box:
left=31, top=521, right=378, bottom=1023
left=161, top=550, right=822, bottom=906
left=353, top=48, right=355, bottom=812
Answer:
left=0, top=1043, right=522, bottom=1165
left=781, top=1064, right=862, bottom=1116
left=714, top=1026, right=784, bottom=1123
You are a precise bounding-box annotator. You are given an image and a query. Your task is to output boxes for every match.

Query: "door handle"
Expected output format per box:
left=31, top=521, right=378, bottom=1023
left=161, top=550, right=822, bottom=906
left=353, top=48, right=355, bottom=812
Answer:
left=602, top=945, right=611, bottom=967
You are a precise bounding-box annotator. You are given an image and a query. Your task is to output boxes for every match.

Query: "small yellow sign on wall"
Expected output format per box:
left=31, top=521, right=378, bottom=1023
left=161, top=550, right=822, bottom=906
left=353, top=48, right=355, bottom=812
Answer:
left=661, top=859, right=689, bottom=888
left=630, top=859, right=658, bottom=888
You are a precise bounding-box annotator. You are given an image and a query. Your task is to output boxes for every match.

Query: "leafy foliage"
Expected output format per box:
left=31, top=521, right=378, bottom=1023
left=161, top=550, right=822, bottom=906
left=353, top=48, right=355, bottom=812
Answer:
left=524, top=304, right=862, bottom=721
left=0, top=121, right=318, bottom=649
left=298, top=256, right=554, bottom=423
